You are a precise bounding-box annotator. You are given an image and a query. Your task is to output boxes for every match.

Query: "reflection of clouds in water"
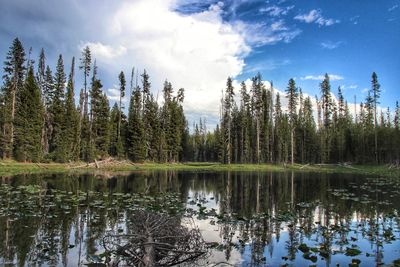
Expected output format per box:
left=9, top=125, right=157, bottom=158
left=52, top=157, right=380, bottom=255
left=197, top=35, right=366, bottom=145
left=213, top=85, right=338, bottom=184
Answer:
left=1, top=171, right=399, bottom=266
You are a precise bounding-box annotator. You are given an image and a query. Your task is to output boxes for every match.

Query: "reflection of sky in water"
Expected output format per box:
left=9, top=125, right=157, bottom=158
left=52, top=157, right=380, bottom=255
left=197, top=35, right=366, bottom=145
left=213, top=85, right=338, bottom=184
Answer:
left=0, top=171, right=399, bottom=266
left=185, top=180, right=400, bottom=267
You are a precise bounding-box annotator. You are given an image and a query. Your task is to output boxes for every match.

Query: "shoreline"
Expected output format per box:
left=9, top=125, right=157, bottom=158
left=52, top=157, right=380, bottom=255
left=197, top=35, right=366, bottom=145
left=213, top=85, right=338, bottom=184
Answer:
left=1, top=160, right=399, bottom=177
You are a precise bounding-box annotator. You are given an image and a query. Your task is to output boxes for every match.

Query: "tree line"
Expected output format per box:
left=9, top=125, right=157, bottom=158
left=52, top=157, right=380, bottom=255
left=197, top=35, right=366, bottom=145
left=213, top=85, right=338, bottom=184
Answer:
left=192, top=73, right=399, bottom=164
left=0, top=37, right=399, bottom=164
left=0, top=38, right=187, bottom=163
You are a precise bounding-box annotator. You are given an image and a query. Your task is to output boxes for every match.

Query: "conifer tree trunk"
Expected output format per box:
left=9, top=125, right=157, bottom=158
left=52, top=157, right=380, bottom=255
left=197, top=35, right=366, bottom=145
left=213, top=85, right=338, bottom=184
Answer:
left=10, top=82, right=16, bottom=158
left=291, top=129, right=294, bottom=165
left=256, top=117, right=260, bottom=163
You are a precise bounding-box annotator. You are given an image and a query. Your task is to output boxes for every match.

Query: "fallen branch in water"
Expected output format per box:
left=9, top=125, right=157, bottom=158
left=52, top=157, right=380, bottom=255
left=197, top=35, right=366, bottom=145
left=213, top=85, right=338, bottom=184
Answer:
left=300, top=164, right=309, bottom=169
left=102, top=210, right=207, bottom=266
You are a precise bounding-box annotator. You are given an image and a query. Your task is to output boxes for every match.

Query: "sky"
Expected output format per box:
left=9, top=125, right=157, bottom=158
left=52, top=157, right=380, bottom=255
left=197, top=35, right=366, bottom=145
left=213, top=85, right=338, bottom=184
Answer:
left=0, top=0, right=399, bottom=128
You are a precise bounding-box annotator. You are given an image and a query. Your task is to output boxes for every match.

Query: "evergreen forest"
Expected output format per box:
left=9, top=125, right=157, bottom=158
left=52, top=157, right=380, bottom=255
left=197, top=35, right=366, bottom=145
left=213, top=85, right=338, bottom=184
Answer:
left=1, top=38, right=399, bottom=164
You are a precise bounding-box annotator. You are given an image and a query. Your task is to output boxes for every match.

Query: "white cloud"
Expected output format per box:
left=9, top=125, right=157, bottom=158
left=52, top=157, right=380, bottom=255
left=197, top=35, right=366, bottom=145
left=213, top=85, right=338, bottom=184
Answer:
left=271, top=19, right=288, bottom=31
left=235, top=20, right=301, bottom=46
left=85, top=0, right=252, bottom=118
left=294, top=9, right=340, bottom=26
left=340, top=84, right=358, bottom=91
left=388, top=4, right=398, bottom=12
left=295, top=10, right=320, bottom=23
left=300, top=74, right=344, bottom=81
left=106, top=87, right=129, bottom=104
left=79, top=42, right=127, bottom=60
left=260, top=5, right=294, bottom=17
left=321, top=41, right=343, bottom=49
left=243, top=59, right=291, bottom=73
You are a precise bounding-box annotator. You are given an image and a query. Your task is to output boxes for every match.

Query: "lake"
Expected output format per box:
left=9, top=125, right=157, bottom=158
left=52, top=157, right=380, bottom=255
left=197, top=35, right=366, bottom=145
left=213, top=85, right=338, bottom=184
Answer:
left=0, top=171, right=399, bottom=266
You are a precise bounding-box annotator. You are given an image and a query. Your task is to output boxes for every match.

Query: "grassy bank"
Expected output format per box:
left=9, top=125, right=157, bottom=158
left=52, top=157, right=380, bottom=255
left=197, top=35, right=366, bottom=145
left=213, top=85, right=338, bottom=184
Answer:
left=1, top=160, right=399, bottom=177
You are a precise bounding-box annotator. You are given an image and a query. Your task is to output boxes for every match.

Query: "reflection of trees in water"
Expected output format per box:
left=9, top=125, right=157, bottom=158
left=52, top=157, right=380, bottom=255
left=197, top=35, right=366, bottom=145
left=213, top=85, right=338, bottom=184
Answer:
left=198, top=171, right=399, bottom=265
left=0, top=171, right=399, bottom=266
left=105, top=210, right=206, bottom=266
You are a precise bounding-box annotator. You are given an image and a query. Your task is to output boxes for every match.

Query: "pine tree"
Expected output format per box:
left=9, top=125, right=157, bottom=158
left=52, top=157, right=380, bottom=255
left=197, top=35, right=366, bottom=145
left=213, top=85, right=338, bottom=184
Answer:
left=109, top=103, right=120, bottom=157
left=285, top=78, right=298, bottom=164
left=274, top=93, right=283, bottom=163
left=260, top=88, right=272, bottom=163
left=117, top=71, right=126, bottom=157
left=90, top=74, right=110, bottom=158
left=141, top=70, right=152, bottom=158
left=64, top=57, right=80, bottom=160
left=320, top=74, right=332, bottom=162
left=170, top=88, right=186, bottom=162
left=371, top=72, right=381, bottom=163
left=251, top=73, right=263, bottom=163
left=161, top=80, right=173, bottom=162
left=1, top=38, right=26, bottom=159
left=36, top=48, right=49, bottom=156
left=239, top=81, right=251, bottom=163
left=50, top=54, right=66, bottom=161
left=14, top=66, right=44, bottom=162
left=303, top=97, right=317, bottom=163
left=79, top=46, right=91, bottom=119
left=79, top=47, right=92, bottom=161
left=127, top=87, right=145, bottom=161
left=222, top=77, right=235, bottom=164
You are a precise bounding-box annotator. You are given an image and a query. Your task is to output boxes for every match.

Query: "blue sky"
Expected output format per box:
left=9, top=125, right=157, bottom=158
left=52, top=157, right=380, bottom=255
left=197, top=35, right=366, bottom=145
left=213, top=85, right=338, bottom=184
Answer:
left=0, top=0, right=399, bottom=127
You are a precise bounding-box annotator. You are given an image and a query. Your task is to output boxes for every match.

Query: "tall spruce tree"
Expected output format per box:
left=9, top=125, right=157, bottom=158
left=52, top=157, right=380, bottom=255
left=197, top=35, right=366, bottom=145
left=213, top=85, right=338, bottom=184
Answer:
left=141, top=70, right=152, bottom=158
left=371, top=72, right=381, bottom=163
left=285, top=78, right=298, bottom=164
left=79, top=46, right=91, bottom=119
left=127, top=86, right=145, bottom=161
left=14, top=66, right=44, bottom=162
left=90, top=69, right=110, bottom=158
left=222, top=77, right=235, bottom=164
left=117, top=71, right=126, bottom=157
left=239, top=81, right=251, bottom=163
left=109, top=103, right=120, bottom=157
left=251, top=73, right=263, bottom=163
left=320, top=74, right=332, bottom=162
left=64, top=57, right=80, bottom=160
left=50, top=55, right=66, bottom=161
left=36, top=48, right=49, bottom=156
left=1, top=38, right=26, bottom=159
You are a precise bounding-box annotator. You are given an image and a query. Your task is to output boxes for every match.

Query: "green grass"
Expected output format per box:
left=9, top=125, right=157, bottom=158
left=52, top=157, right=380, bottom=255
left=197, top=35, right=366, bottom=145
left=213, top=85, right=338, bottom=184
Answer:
left=0, top=160, right=399, bottom=177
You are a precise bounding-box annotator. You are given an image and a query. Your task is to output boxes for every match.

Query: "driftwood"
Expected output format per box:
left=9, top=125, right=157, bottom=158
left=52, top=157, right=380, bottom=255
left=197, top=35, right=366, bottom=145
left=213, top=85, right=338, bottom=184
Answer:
left=300, top=164, right=309, bottom=169
left=387, top=160, right=400, bottom=169
left=69, top=157, right=113, bottom=169
left=35, top=163, right=49, bottom=169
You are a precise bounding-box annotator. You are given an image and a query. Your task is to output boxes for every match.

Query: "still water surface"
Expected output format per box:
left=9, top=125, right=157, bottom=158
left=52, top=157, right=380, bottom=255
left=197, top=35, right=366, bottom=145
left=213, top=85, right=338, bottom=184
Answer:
left=0, top=171, right=399, bottom=266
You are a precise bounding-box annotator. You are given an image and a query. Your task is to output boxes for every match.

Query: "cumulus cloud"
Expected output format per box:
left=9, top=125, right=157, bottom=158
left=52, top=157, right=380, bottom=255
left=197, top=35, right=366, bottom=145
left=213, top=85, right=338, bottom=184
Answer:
left=300, top=74, right=344, bottom=81
left=294, top=9, right=340, bottom=26
left=106, top=87, right=129, bottom=104
left=80, top=42, right=127, bottom=60
left=79, top=0, right=252, bottom=118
